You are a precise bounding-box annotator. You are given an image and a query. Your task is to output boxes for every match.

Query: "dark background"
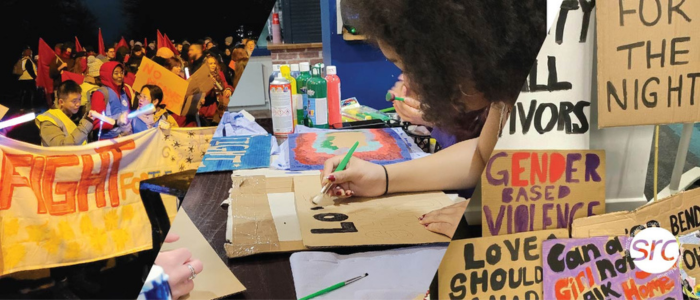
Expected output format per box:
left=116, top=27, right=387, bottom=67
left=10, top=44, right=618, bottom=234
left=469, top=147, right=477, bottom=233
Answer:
left=0, top=0, right=276, bottom=105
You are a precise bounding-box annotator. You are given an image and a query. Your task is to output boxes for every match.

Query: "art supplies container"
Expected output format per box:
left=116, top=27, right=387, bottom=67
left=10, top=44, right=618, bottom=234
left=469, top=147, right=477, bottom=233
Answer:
left=296, top=62, right=312, bottom=125
left=307, top=65, right=328, bottom=129
left=325, top=66, right=342, bottom=128
left=270, top=73, right=295, bottom=136
left=340, top=97, right=391, bottom=122
left=280, top=65, right=299, bottom=125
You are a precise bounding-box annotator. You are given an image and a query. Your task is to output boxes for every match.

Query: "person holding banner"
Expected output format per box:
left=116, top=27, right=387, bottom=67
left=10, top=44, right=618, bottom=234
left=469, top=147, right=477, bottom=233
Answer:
left=321, top=0, right=543, bottom=238
left=132, top=84, right=179, bottom=133
left=36, top=80, right=95, bottom=146
left=90, top=61, right=133, bottom=140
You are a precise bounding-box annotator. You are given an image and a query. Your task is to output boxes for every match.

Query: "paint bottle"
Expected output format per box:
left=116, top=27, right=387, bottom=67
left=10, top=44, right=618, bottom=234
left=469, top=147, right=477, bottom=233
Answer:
left=296, top=62, right=312, bottom=125
left=268, top=64, right=281, bottom=101
left=325, top=65, right=342, bottom=128
left=314, top=63, right=326, bottom=77
left=307, top=65, right=328, bottom=129
left=280, top=65, right=299, bottom=126
left=290, top=64, right=300, bottom=78
left=270, top=72, right=295, bottom=136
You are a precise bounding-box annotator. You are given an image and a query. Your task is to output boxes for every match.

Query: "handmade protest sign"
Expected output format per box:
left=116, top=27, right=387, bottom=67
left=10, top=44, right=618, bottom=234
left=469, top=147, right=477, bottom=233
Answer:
left=196, top=135, right=271, bottom=173
left=133, top=57, right=188, bottom=114
left=597, top=0, right=700, bottom=127
left=481, top=150, right=605, bottom=237
left=438, top=229, right=568, bottom=300
left=572, top=187, right=700, bottom=238
left=501, top=0, right=594, bottom=149
left=542, top=236, right=683, bottom=299
left=682, top=243, right=700, bottom=281
left=0, top=127, right=214, bottom=275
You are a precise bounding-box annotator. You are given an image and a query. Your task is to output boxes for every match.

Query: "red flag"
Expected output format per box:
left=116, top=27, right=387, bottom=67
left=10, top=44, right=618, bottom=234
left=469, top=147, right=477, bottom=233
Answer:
left=163, top=33, right=179, bottom=56
left=74, top=36, right=83, bottom=52
left=157, top=30, right=164, bottom=49
left=61, top=71, right=85, bottom=85
left=116, top=37, right=128, bottom=50
left=37, top=38, right=57, bottom=104
left=98, top=28, right=106, bottom=55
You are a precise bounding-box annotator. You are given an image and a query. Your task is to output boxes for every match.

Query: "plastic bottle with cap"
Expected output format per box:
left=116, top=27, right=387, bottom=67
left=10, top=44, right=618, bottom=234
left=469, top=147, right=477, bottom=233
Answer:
left=268, top=64, right=281, bottom=101
left=296, top=62, right=312, bottom=125
left=306, top=65, right=328, bottom=128
left=280, top=65, right=299, bottom=125
left=325, top=65, right=342, bottom=128
left=290, top=64, right=300, bottom=78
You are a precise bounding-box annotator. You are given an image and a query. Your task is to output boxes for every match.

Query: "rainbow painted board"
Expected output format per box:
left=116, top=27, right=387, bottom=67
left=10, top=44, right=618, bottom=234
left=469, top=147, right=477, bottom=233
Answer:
left=288, top=129, right=411, bottom=171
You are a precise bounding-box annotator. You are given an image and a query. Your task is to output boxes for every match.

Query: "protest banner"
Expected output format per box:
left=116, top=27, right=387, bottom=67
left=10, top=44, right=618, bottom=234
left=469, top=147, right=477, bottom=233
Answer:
left=133, top=57, right=188, bottom=114
left=597, top=0, right=700, bottom=127
left=682, top=243, right=700, bottom=281
left=0, top=126, right=214, bottom=276
left=572, top=187, right=700, bottom=238
left=543, top=236, right=683, bottom=299
left=481, top=150, right=605, bottom=237
left=438, top=229, right=568, bottom=300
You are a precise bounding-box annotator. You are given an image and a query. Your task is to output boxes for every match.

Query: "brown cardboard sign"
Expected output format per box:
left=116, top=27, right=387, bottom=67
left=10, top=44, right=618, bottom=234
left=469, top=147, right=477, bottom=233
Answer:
left=0, top=104, right=8, bottom=120
left=481, top=150, right=606, bottom=237
left=162, top=209, right=246, bottom=299
left=571, top=188, right=700, bottom=238
left=597, top=0, right=700, bottom=127
left=682, top=243, right=700, bottom=281
left=438, top=229, right=568, bottom=300
left=133, top=57, right=188, bottom=114
left=294, top=175, right=453, bottom=248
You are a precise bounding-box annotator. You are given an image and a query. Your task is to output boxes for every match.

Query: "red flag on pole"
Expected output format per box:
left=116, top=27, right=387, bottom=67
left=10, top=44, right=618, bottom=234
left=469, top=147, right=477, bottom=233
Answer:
left=116, top=37, right=128, bottom=50
left=157, top=30, right=164, bottom=49
left=74, top=36, right=83, bottom=52
left=61, top=71, right=85, bottom=85
left=144, top=38, right=148, bottom=54
left=163, top=33, right=179, bottom=56
left=37, top=38, right=57, bottom=105
left=98, top=28, right=105, bottom=55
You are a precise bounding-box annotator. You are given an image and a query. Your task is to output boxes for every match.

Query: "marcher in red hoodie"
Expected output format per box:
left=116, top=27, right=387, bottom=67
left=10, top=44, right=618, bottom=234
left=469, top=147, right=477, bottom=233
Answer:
left=90, top=61, right=133, bottom=139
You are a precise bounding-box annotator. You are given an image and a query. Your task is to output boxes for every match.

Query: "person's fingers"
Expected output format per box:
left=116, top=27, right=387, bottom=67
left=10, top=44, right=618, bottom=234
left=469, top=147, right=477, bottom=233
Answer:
left=394, top=101, right=420, bottom=124
left=167, top=248, right=192, bottom=265
left=403, top=96, right=421, bottom=110
left=321, top=156, right=344, bottom=184
left=425, top=222, right=455, bottom=238
left=419, top=208, right=458, bottom=225
left=164, top=233, right=180, bottom=243
left=171, top=279, right=195, bottom=300
left=328, top=169, right=356, bottom=185
left=185, top=258, right=203, bottom=274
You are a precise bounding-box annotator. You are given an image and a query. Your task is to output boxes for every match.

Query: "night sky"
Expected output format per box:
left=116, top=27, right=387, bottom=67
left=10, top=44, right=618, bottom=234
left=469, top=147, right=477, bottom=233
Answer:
left=81, top=0, right=126, bottom=43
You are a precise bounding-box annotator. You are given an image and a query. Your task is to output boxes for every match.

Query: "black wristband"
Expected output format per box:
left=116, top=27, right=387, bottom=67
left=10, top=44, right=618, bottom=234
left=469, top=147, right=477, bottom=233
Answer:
left=382, top=165, right=389, bottom=195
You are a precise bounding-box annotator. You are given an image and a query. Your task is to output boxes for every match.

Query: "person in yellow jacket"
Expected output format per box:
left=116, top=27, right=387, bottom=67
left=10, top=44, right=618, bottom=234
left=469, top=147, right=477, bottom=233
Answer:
left=36, top=80, right=95, bottom=146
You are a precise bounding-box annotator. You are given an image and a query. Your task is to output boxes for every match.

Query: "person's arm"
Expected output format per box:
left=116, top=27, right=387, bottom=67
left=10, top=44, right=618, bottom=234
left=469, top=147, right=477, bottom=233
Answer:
left=90, top=92, right=115, bottom=130
left=39, top=119, right=93, bottom=146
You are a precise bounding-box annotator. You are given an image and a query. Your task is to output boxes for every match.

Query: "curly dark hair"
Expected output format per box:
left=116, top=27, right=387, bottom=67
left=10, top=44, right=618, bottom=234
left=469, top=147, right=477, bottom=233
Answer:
left=342, top=0, right=545, bottom=134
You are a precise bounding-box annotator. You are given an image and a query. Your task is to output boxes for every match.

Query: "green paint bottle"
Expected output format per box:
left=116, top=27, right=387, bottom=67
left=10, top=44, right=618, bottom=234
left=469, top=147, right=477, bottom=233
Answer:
left=307, top=65, right=328, bottom=129
left=296, top=62, right=312, bottom=126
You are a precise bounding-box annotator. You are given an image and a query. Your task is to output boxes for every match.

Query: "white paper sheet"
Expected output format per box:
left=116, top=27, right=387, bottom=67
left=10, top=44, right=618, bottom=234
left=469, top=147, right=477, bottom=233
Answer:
left=290, top=246, right=447, bottom=300
left=267, top=192, right=302, bottom=241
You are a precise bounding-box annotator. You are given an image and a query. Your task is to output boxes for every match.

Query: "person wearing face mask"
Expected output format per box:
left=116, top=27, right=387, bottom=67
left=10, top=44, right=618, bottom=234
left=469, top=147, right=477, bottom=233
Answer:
left=126, top=45, right=145, bottom=74
left=36, top=80, right=95, bottom=146
left=197, top=55, right=232, bottom=125
left=90, top=62, right=134, bottom=140
left=132, top=85, right=179, bottom=133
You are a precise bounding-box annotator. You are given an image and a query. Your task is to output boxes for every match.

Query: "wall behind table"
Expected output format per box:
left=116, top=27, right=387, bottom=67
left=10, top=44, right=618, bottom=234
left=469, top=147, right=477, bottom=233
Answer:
left=321, top=0, right=400, bottom=110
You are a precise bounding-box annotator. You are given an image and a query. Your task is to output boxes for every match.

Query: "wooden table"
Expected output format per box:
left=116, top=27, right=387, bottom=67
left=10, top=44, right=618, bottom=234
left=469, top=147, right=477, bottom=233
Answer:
left=182, top=171, right=415, bottom=299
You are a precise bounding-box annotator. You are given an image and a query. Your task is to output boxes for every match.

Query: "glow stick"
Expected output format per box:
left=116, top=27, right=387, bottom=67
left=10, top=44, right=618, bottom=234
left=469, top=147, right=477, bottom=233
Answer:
left=90, top=111, right=115, bottom=125
left=0, top=112, right=36, bottom=130
left=184, top=67, right=190, bottom=79
left=128, top=104, right=156, bottom=119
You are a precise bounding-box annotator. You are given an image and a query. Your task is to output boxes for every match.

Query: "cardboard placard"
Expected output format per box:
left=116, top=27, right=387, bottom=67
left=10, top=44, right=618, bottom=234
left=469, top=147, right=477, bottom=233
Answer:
left=294, top=175, right=453, bottom=248
left=543, top=236, right=683, bottom=299
left=161, top=209, right=245, bottom=299
left=597, top=0, right=700, bottom=127
left=481, top=150, right=606, bottom=237
left=133, top=57, right=188, bottom=115
left=438, top=229, right=568, bottom=300
left=682, top=243, right=700, bottom=281
left=571, top=188, right=700, bottom=238
left=0, top=104, right=8, bottom=120
left=185, top=64, right=215, bottom=97
left=196, top=135, right=271, bottom=173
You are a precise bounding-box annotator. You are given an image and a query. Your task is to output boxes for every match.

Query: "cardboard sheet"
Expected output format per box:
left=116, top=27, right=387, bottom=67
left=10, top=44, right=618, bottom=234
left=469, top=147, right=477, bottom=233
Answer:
left=597, top=0, right=700, bottom=127
left=572, top=188, right=700, bottom=238
left=161, top=210, right=245, bottom=299
left=542, top=236, right=683, bottom=300
left=438, top=229, right=568, bottom=300
left=294, top=176, right=452, bottom=248
left=197, top=135, right=271, bottom=173
left=481, top=150, right=606, bottom=236
left=682, top=243, right=700, bottom=281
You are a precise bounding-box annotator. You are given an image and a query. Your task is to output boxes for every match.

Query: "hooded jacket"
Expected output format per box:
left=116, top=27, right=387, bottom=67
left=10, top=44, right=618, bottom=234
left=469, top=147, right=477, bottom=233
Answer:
left=90, top=61, right=133, bottom=139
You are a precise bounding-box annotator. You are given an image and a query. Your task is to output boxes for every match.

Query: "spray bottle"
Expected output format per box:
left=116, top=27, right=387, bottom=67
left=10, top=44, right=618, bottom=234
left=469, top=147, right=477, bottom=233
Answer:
left=306, top=65, right=328, bottom=129
left=280, top=65, right=299, bottom=126
left=325, top=65, right=342, bottom=128
left=269, top=73, right=295, bottom=136
left=296, top=62, right=312, bottom=125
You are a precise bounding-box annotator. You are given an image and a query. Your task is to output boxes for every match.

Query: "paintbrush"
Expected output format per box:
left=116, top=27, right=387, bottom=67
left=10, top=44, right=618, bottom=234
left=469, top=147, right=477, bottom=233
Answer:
left=311, top=141, right=360, bottom=205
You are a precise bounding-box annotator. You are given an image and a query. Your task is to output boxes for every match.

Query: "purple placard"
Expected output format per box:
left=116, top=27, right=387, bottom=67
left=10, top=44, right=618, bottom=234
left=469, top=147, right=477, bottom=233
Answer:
left=542, top=236, right=683, bottom=300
